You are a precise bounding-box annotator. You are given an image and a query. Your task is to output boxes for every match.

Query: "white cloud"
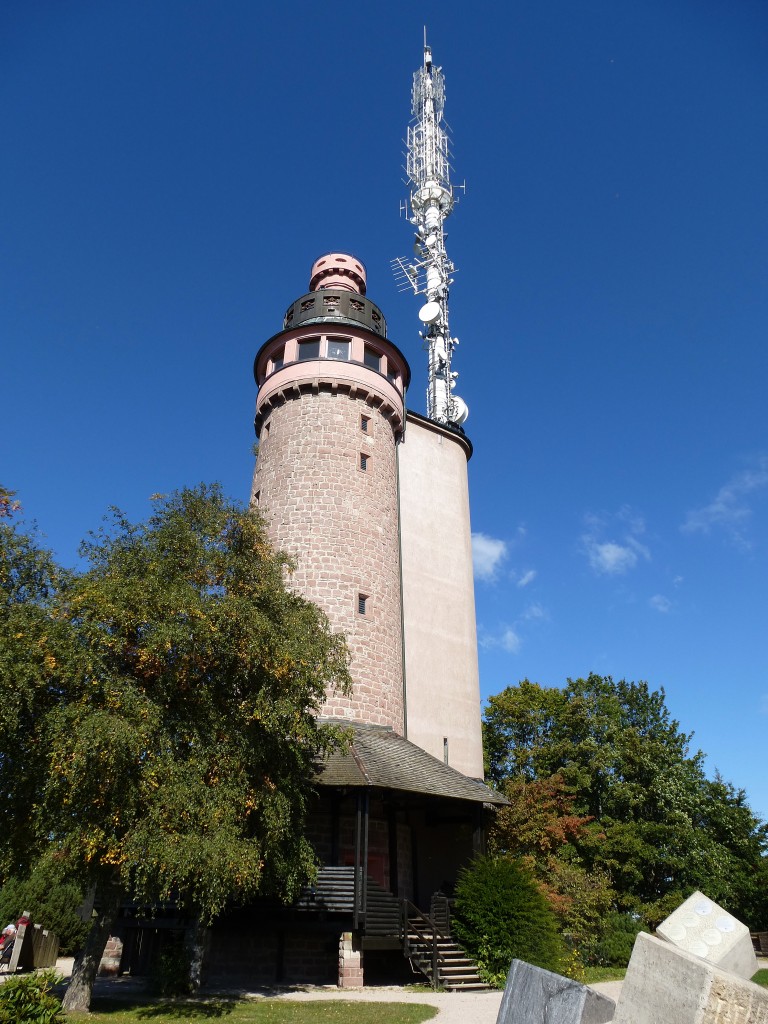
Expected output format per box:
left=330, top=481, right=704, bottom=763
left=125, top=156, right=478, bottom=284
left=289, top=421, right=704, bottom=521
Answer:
left=683, top=456, right=768, bottom=548
left=471, top=532, right=508, bottom=580
left=582, top=508, right=650, bottom=576
left=649, top=594, right=671, bottom=613
left=587, top=540, right=639, bottom=575
left=501, top=628, right=522, bottom=653
left=478, top=603, right=548, bottom=657
left=517, top=569, right=537, bottom=588
left=523, top=602, right=547, bottom=622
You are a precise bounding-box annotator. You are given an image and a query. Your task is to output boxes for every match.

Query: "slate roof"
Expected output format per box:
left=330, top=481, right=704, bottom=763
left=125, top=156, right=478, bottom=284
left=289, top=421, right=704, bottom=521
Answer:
left=316, top=723, right=506, bottom=805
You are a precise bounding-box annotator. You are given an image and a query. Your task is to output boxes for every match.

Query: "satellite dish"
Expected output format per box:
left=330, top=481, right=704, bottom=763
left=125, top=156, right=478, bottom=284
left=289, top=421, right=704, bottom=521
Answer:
left=451, top=396, right=469, bottom=425
left=419, top=301, right=442, bottom=324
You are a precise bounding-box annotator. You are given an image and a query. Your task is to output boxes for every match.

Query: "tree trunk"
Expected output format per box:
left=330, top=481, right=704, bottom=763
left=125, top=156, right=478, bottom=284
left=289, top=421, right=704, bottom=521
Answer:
left=62, top=883, right=123, bottom=1014
left=185, top=916, right=210, bottom=992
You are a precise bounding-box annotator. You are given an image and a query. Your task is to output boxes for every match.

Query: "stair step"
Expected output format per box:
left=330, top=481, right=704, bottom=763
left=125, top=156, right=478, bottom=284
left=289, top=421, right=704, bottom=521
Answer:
left=444, top=978, right=493, bottom=987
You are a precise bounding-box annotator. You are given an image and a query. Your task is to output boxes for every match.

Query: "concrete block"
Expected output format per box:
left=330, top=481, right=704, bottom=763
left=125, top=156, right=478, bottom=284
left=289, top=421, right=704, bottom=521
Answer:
left=613, top=932, right=768, bottom=1024
left=657, top=891, right=758, bottom=981
left=495, top=959, right=615, bottom=1024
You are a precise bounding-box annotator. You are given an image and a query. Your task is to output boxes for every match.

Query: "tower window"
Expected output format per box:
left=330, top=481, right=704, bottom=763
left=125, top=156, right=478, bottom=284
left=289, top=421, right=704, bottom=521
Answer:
left=358, top=593, right=368, bottom=616
left=359, top=452, right=369, bottom=472
left=298, top=338, right=320, bottom=360
left=271, top=348, right=284, bottom=372
left=253, top=490, right=260, bottom=506
left=363, top=346, right=381, bottom=371
left=327, top=338, right=350, bottom=360
left=360, top=415, right=370, bottom=434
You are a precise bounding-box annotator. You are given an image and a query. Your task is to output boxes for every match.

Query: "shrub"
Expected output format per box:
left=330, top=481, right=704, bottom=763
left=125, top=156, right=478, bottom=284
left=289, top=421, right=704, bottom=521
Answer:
left=593, top=912, right=644, bottom=966
left=0, top=856, right=89, bottom=956
left=452, top=856, right=564, bottom=987
left=149, top=940, right=192, bottom=996
left=0, top=970, right=64, bottom=1024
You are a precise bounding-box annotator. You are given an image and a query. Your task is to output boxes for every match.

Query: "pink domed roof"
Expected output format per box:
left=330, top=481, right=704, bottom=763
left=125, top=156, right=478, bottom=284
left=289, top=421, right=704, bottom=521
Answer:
left=309, top=253, right=366, bottom=295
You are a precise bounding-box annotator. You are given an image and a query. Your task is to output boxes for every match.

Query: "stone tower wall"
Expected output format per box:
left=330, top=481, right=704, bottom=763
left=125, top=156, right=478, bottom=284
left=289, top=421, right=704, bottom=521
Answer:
left=252, top=385, right=404, bottom=732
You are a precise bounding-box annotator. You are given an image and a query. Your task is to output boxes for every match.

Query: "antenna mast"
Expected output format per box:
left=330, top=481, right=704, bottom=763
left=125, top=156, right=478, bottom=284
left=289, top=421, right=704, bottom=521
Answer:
left=392, top=38, right=467, bottom=427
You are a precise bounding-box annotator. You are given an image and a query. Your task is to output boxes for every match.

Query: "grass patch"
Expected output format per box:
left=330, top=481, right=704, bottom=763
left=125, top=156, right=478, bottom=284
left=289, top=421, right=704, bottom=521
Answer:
left=581, top=966, right=627, bottom=984
left=752, top=970, right=768, bottom=987
left=68, top=999, right=438, bottom=1024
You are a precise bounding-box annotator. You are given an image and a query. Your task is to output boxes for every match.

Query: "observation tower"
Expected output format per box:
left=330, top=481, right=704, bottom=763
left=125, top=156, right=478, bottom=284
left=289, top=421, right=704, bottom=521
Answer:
left=251, top=253, right=410, bottom=733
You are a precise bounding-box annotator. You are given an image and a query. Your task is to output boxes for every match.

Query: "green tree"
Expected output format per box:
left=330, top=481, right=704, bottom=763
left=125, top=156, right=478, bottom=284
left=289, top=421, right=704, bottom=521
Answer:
left=483, top=675, right=768, bottom=926
left=1, top=486, right=352, bottom=1012
left=488, top=774, right=615, bottom=963
left=0, top=515, right=79, bottom=876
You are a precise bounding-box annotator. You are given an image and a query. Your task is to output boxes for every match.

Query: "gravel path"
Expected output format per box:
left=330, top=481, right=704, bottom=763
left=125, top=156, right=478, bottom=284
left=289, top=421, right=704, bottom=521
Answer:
left=51, top=957, right=634, bottom=1023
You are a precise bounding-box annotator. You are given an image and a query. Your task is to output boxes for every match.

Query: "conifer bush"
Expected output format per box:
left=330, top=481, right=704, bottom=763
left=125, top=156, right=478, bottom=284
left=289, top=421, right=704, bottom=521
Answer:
left=592, top=911, right=644, bottom=966
left=452, top=855, right=564, bottom=987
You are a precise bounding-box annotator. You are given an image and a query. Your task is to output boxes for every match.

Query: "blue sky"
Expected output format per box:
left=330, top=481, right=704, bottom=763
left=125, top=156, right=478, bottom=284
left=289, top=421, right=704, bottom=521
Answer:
left=3, top=2, right=768, bottom=819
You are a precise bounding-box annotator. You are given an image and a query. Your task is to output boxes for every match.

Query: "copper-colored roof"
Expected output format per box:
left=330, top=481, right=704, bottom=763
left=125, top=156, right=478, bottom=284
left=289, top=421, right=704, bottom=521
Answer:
left=316, top=723, right=506, bottom=805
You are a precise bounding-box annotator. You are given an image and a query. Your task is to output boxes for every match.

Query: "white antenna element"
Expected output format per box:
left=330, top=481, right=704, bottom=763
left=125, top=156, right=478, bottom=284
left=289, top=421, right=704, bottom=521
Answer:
left=392, top=40, right=467, bottom=426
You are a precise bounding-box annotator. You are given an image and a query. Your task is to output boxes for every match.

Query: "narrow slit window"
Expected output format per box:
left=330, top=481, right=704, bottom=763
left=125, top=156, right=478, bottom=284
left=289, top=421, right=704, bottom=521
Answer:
left=358, top=593, right=368, bottom=616
left=253, top=491, right=260, bottom=506
left=360, top=415, right=370, bottom=434
left=359, top=452, right=369, bottom=472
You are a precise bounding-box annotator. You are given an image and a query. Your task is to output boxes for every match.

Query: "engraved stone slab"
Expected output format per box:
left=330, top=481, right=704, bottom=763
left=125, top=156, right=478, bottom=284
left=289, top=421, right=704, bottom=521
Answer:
left=613, top=932, right=768, bottom=1024
left=657, top=890, right=758, bottom=980
left=496, top=959, right=615, bottom=1024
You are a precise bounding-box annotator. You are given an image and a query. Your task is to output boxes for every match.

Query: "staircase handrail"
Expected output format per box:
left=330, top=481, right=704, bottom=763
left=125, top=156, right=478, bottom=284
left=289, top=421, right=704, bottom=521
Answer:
left=400, top=898, right=451, bottom=990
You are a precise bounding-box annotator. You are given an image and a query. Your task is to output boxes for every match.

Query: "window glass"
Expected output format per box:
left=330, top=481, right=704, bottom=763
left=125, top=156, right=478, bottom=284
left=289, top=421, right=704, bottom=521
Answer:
left=271, top=348, right=284, bottom=371
left=298, top=338, right=320, bottom=360
left=327, top=338, right=350, bottom=360
left=364, top=346, right=381, bottom=371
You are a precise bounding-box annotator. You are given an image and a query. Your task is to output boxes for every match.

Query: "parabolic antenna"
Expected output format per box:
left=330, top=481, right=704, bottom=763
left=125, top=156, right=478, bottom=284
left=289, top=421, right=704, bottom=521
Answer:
left=419, top=301, right=441, bottom=324
left=451, top=396, right=469, bottom=425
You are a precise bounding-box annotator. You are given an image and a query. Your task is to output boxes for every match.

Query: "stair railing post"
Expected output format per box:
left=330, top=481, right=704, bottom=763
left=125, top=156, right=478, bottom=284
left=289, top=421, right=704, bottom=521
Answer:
left=430, top=909, right=438, bottom=990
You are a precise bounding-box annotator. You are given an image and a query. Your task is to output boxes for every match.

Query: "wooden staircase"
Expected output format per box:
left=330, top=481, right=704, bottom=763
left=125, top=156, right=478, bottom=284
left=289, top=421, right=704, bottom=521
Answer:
left=296, top=867, right=488, bottom=990
left=402, top=900, right=489, bottom=991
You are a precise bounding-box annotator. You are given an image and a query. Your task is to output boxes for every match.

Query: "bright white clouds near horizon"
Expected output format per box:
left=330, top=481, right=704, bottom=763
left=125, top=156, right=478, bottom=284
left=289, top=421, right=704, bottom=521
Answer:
left=471, top=532, right=508, bottom=580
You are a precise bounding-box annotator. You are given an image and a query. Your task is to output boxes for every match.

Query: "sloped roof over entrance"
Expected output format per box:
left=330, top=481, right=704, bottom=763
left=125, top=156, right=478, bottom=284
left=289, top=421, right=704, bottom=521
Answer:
left=316, top=723, right=506, bottom=805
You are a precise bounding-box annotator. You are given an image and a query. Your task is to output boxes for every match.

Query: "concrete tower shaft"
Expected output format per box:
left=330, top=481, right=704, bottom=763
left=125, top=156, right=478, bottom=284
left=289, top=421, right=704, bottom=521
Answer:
left=252, top=256, right=410, bottom=732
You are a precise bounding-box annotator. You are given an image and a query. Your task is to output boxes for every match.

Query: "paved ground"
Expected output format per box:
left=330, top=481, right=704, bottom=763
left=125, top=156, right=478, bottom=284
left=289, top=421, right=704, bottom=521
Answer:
left=50, top=958, right=623, bottom=1023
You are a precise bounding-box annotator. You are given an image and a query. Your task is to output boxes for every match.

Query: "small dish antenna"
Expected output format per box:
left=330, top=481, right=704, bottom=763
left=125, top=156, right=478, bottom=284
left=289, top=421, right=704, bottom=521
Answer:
left=419, top=301, right=442, bottom=324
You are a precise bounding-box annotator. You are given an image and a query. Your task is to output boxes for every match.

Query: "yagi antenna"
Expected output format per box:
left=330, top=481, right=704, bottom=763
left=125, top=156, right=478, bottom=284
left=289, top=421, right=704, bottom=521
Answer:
left=391, top=38, right=467, bottom=427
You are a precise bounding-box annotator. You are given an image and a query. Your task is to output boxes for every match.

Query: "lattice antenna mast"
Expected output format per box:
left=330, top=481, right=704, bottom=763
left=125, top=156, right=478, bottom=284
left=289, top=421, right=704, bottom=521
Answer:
left=392, top=39, right=467, bottom=427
